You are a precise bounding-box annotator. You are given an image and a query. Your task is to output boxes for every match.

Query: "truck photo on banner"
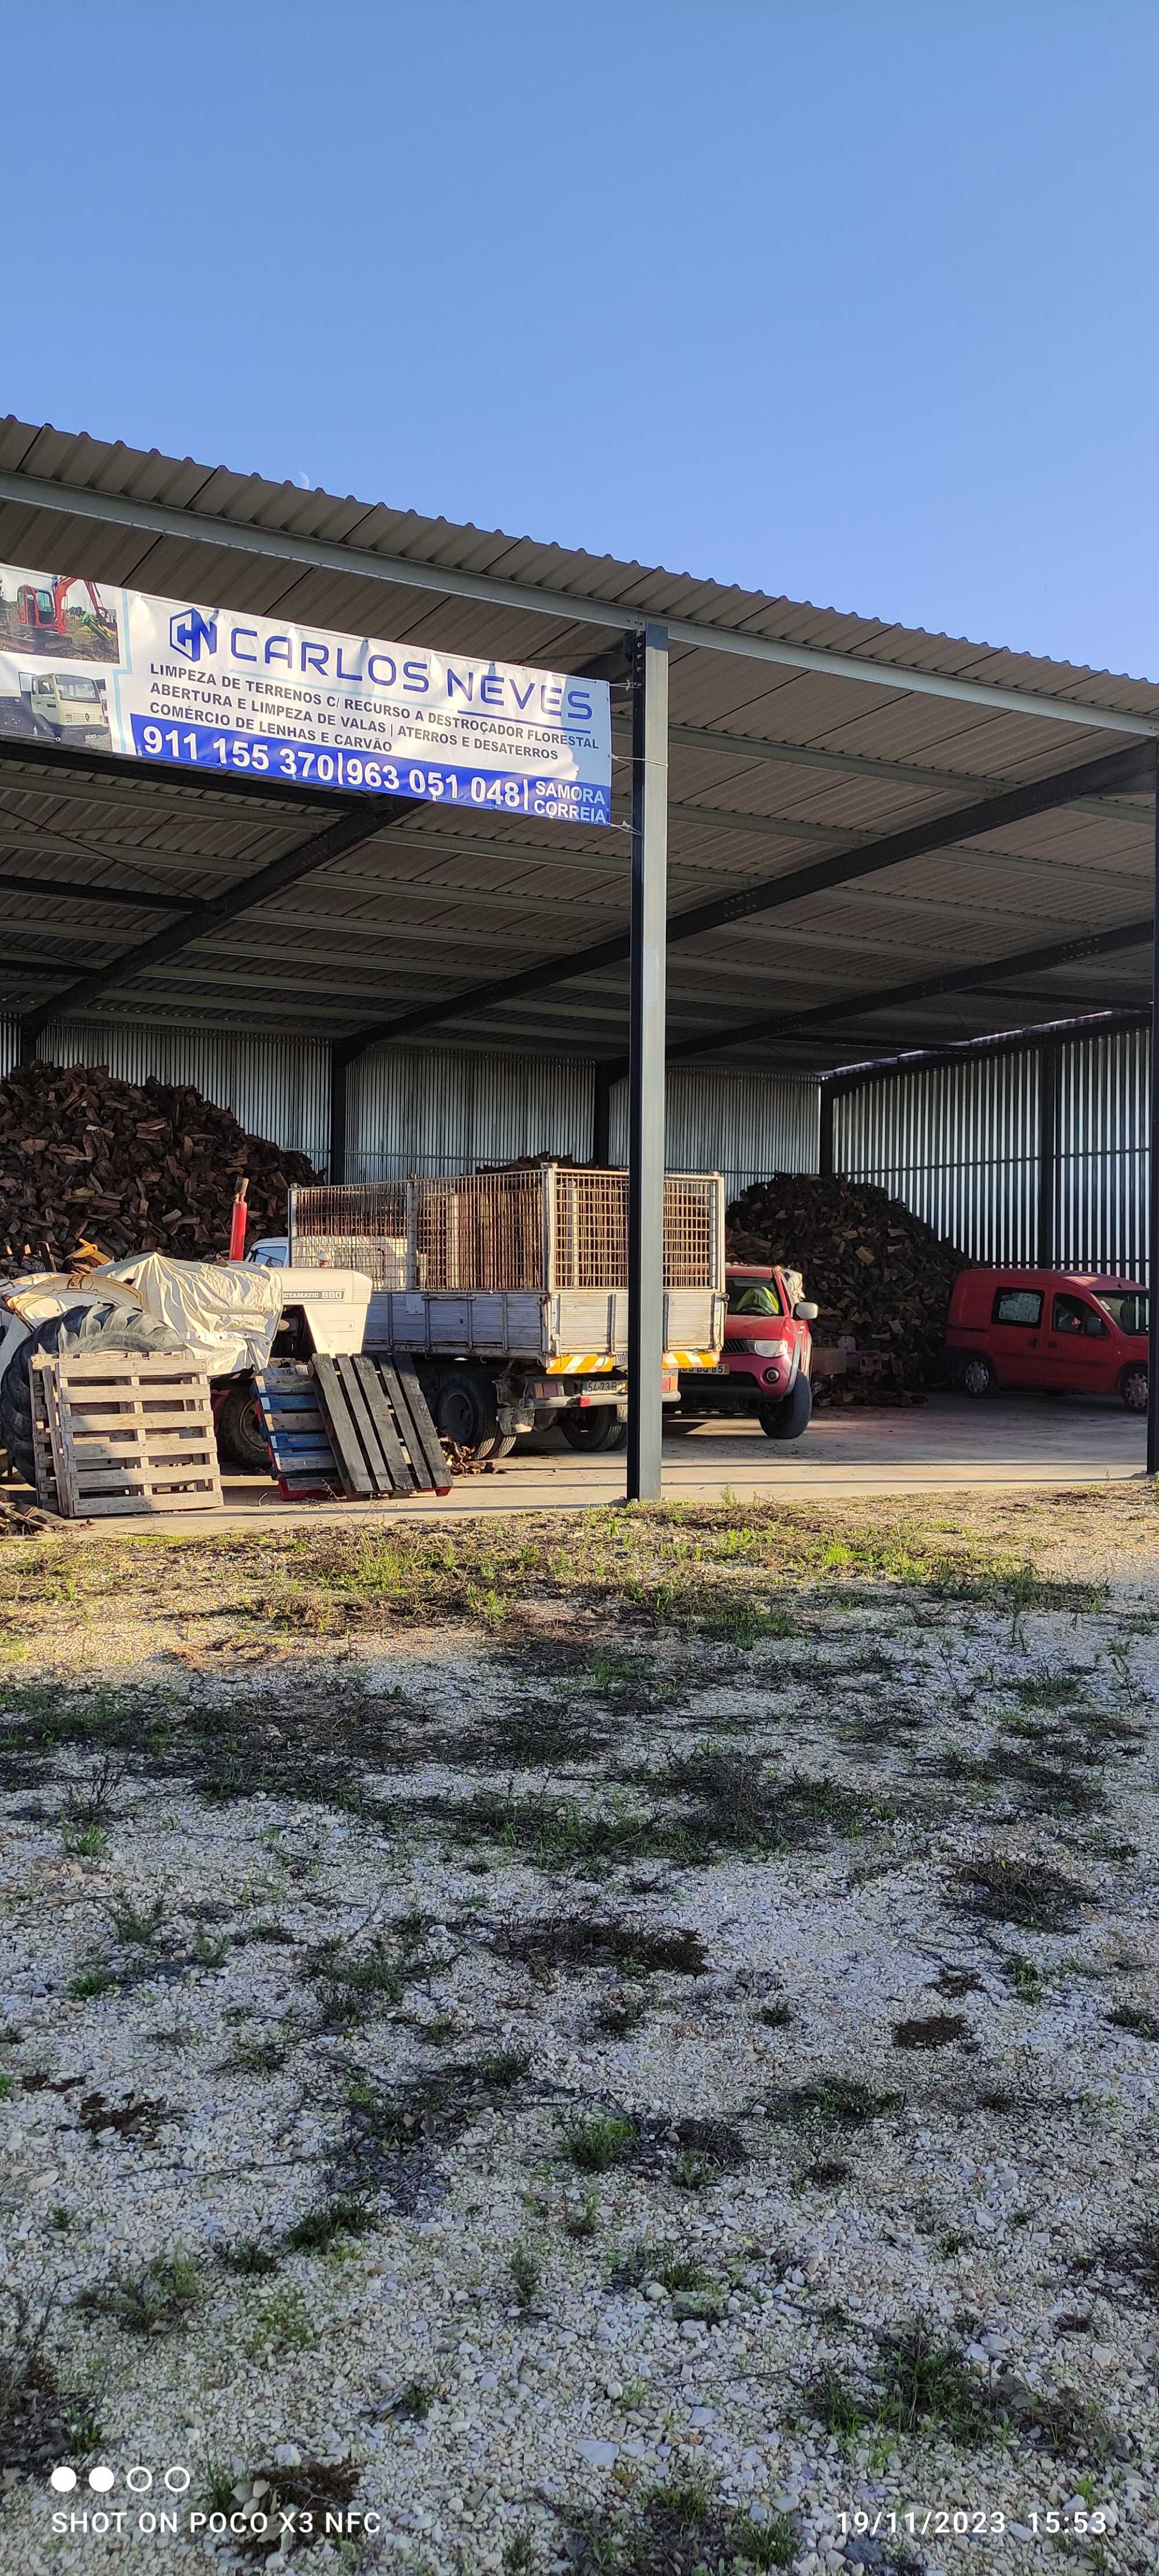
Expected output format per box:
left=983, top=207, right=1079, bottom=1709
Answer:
left=0, top=563, right=613, bottom=823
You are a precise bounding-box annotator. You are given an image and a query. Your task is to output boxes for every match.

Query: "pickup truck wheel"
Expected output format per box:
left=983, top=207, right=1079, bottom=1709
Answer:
left=757, top=1375, right=812, bottom=1440
left=216, top=1378, right=271, bottom=1470
left=559, top=1411, right=628, bottom=1452
left=1120, top=1364, right=1149, bottom=1414
left=433, top=1369, right=513, bottom=1460
left=961, top=1356, right=997, bottom=1398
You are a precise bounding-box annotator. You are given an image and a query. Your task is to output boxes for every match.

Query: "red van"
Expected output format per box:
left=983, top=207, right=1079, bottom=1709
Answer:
left=678, top=1263, right=818, bottom=1439
left=946, top=1269, right=1148, bottom=1412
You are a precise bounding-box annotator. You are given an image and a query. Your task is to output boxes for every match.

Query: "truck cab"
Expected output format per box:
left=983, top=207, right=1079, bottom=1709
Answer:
left=20, top=671, right=110, bottom=746
left=678, top=1262, right=818, bottom=1439
left=947, top=1267, right=1148, bottom=1412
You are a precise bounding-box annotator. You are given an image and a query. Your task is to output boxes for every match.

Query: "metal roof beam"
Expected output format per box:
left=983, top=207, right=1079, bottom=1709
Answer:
left=652, top=720, right=1147, bottom=816
left=2, top=465, right=1156, bottom=738
left=0, top=870, right=193, bottom=913
left=16, top=797, right=416, bottom=1042
left=333, top=738, right=1154, bottom=1066
left=664, top=919, right=1152, bottom=1068
left=821, top=1007, right=1150, bottom=1091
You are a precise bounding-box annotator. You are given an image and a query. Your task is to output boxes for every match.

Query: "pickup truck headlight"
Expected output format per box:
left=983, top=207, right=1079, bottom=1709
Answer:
left=734, top=1337, right=792, bottom=1359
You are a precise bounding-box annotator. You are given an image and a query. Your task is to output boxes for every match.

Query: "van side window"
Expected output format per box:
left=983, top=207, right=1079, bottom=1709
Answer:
left=993, top=1289, right=1042, bottom=1326
left=1052, top=1294, right=1107, bottom=1338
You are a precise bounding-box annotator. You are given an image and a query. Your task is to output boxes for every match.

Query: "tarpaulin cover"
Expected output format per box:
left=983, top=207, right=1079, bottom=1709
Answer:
left=100, top=1254, right=284, bottom=1374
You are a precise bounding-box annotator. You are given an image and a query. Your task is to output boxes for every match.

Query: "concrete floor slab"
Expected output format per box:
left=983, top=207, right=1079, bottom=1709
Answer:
left=31, top=1389, right=1145, bottom=1536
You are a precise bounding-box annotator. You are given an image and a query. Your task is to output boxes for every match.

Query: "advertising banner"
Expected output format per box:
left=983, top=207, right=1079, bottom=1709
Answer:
left=0, top=564, right=612, bottom=824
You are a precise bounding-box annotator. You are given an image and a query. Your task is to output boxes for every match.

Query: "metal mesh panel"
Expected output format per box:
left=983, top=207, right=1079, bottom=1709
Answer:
left=413, top=1170, right=544, bottom=1291
left=553, top=1170, right=721, bottom=1290
left=290, top=1182, right=407, bottom=1286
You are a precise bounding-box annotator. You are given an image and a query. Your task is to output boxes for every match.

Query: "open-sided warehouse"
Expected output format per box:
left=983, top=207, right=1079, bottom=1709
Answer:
left=0, top=413, right=1156, bottom=1492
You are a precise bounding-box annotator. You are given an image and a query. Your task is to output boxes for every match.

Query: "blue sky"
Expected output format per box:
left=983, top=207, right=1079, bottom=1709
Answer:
left=6, top=2, right=1157, bottom=677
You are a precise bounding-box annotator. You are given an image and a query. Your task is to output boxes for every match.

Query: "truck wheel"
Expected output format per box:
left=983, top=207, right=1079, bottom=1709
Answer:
left=961, top=1356, right=997, bottom=1398
left=757, top=1375, right=812, bottom=1441
left=433, top=1369, right=514, bottom=1460
left=559, top=1411, right=628, bottom=1453
left=216, top=1378, right=271, bottom=1470
left=1120, top=1364, right=1149, bottom=1414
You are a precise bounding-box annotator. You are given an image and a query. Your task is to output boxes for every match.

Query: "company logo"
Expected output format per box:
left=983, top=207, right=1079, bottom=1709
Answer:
left=169, top=607, right=218, bottom=661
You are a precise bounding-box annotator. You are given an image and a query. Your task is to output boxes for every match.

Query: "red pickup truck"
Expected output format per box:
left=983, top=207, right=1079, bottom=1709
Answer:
left=678, top=1263, right=818, bottom=1439
left=946, top=1267, right=1148, bottom=1411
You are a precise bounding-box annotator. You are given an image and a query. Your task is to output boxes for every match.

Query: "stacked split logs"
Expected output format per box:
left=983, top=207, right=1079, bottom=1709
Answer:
left=0, top=1060, right=319, bottom=1268
left=726, top=1172, right=968, bottom=1389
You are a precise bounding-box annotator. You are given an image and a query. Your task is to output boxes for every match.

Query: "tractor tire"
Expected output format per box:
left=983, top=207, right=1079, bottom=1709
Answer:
left=559, top=1410, right=628, bottom=1453
left=432, top=1368, right=515, bottom=1461
left=0, top=1301, right=185, bottom=1492
left=757, top=1374, right=813, bottom=1442
left=216, top=1377, right=272, bottom=1470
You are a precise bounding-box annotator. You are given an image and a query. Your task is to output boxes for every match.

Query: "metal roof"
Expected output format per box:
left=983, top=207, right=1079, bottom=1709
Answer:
left=0, top=413, right=1154, bottom=1077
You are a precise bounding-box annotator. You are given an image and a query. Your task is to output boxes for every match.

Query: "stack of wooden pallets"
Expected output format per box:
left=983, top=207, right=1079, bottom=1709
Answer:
left=254, top=1352, right=451, bottom=1501
left=31, top=1352, right=223, bottom=1519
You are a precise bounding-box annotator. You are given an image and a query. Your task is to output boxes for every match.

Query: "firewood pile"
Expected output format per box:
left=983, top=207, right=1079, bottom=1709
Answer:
left=0, top=1061, right=320, bottom=1270
left=726, top=1172, right=968, bottom=1390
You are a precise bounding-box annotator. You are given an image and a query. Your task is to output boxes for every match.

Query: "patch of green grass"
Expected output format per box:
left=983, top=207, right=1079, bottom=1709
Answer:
left=732, top=2512, right=795, bottom=2568
left=243, top=2286, right=316, bottom=2357
left=765, top=2076, right=903, bottom=2129
left=1108, top=2004, right=1159, bottom=2042
left=384, top=2377, right=431, bottom=2422
left=509, top=2243, right=541, bottom=2307
left=224, top=2033, right=289, bottom=2076
left=959, top=1855, right=1087, bottom=1933
left=284, top=2195, right=374, bottom=2254
left=105, top=1892, right=167, bottom=1946
left=646, top=2473, right=713, bottom=2529
left=566, top=2113, right=637, bottom=2173
left=221, top=2239, right=280, bottom=2277
left=756, top=1997, right=793, bottom=2028
left=67, top=1961, right=118, bottom=1999
left=61, top=1823, right=109, bottom=1860
left=1003, top=1952, right=1047, bottom=2001
left=85, top=2252, right=201, bottom=2337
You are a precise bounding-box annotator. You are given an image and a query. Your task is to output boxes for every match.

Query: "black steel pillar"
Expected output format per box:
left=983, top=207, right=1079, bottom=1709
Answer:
left=1037, top=1039, right=1061, bottom=1270
left=593, top=1062, right=614, bottom=1167
left=626, top=621, right=669, bottom=1504
left=1149, top=762, right=1159, bottom=1475
left=818, top=1083, right=835, bottom=1178
left=329, top=1048, right=348, bottom=1186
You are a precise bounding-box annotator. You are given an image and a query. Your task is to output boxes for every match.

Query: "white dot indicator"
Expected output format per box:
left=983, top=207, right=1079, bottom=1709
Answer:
left=50, top=2467, right=77, bottom=2493
left=88, top=2466, right=116, bottom=2493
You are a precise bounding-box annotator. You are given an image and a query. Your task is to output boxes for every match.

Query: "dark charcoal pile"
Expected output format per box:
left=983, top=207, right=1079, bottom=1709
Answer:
left=0, top=1060, right=320, bottom=1267
left=726, top=1172, right=968, bottom=1388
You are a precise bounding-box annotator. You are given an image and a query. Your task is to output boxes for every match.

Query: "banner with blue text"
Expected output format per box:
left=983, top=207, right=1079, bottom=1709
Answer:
left=0, top=564, right=613, bottom=823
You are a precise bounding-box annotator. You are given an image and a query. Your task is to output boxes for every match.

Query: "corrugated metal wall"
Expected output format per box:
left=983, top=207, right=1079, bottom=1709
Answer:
left=0, top=1015, right=329, bottom=1165
left=1056, top=1027, right=1149, bottom=1276
left=835, top=1026, right=1150, bottom=1276
left=834, top=1052, right=1041, bottom=1261
left=607, top=1066, right=819, bottom=1198
left=345, top=1045, right=596, bottom=1180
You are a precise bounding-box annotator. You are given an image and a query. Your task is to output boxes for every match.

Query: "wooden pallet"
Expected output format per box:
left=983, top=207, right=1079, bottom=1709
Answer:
left=253, top=1363, right=344, bottom=1502
left=31, top=1352, right=223, bottom=1518
left=312, top=1351, right=451, bottom=1499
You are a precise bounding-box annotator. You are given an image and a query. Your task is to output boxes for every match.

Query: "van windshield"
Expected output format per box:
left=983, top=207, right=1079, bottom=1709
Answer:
left=1095, top=1291, right=1148, bottom=1336
left=56, top=677, right=100, bottom=700
left=727, top=1278, right=783, bottom=1316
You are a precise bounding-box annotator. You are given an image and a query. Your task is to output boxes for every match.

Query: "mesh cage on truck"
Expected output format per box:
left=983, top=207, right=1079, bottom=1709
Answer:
left=289, top=1168, right=723, bottom=1295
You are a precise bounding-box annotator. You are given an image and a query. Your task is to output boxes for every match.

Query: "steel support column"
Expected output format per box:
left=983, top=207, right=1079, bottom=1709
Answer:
left=1037, top=1040, right=1061, bottom=1270
left=593, top=1062, right=614, bottom=1167
left=626, top=623, right=669, bottom=1505
left=329, top=1049, right=349, bottom=1186
left=1149, top=769, right=1159, bottom=1475
left=819, top=1085, right=835, bottom=1178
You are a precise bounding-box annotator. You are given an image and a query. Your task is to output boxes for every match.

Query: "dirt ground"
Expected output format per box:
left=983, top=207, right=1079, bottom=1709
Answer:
left=1, top=1485, right=1158, bottom=2576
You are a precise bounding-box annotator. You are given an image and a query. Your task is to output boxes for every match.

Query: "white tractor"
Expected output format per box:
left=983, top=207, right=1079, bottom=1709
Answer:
left=0, top=1253, right=381, bottom=1487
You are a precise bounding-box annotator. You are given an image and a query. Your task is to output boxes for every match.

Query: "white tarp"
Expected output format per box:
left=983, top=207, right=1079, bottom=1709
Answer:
left=0, top=563, right=612, bottom=824
left=100, top=1254, right=284, bottom=1375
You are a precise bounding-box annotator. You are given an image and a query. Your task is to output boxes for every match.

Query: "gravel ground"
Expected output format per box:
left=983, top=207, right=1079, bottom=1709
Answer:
left=1, top=1491, right=1158, bottom=2576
